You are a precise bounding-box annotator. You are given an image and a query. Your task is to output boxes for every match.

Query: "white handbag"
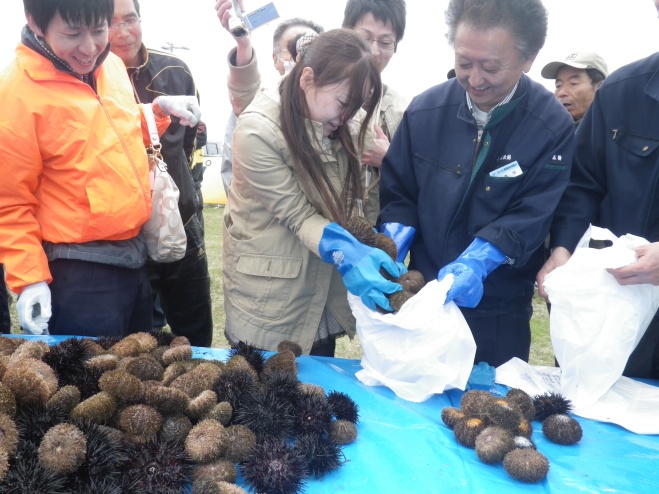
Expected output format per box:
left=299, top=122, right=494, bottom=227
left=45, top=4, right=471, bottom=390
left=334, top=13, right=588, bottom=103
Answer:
left=141, top=104, right=187, bottom=263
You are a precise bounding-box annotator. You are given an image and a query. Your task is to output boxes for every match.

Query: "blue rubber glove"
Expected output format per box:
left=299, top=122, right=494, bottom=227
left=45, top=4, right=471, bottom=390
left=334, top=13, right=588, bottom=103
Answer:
left=466, top=361, right=497, bottom=391
left=319, top=223, right=404, bottom=311
left=380, top=222, right=416, bottom=263
left=437, top=237, right=507, bottom=308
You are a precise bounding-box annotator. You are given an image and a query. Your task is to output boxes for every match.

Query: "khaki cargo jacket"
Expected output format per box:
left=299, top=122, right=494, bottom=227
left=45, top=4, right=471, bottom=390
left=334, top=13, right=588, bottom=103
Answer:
left=223, top=88, right=365, bottom=354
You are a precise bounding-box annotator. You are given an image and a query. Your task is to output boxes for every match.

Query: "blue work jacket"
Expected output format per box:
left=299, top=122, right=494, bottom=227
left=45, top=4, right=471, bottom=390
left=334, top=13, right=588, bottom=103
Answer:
left=380, top=75, right=574, bottom=315
left=551, top=52, right=659, bottom=250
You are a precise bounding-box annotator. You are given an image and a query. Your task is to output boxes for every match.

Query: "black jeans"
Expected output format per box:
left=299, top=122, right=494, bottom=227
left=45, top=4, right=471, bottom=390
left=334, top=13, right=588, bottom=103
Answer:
left=464, top=304, right=533, bottom=367
left=0, top=265, right=10, bottom=333
left=48, top=259, right=152, bottom=337
left=148, top=211, right=213, bottom=347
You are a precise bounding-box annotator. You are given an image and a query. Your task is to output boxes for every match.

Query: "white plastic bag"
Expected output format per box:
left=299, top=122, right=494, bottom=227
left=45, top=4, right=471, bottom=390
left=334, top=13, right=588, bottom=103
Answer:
left=348, top=277, right=476, bottom=402
left=543, top=225, right=659, bottom=408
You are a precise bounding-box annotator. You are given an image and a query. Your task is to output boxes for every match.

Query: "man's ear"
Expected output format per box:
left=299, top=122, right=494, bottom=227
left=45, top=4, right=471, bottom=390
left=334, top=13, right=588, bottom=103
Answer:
left=26, top=12, right=45, bottom=37
left=595, top=80, right=604, bottom=90
left=299, top=66, right=315, bottom=91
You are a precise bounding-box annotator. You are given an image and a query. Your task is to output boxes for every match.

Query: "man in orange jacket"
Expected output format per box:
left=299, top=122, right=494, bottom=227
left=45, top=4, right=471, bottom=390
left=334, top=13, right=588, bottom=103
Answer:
left=0, top=0, right=200, bottom=338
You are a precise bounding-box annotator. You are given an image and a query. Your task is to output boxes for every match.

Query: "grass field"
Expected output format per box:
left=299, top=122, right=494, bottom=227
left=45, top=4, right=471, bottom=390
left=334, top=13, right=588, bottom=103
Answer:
left=8, top=205, right=554, bottom=366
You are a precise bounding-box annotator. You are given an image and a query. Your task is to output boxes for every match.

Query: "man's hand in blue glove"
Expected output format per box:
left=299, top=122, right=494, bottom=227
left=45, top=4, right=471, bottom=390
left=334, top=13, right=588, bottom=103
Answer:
left=380, top=222, right=416, bottom=263
left=437, top=237, right=509, bottom=308
left=319, top=223, right=404, bottom=311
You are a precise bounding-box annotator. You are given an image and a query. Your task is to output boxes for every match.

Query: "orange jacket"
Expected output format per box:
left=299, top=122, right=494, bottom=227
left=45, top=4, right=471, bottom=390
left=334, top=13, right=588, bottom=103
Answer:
left=0, top=45, right=169, bottom=293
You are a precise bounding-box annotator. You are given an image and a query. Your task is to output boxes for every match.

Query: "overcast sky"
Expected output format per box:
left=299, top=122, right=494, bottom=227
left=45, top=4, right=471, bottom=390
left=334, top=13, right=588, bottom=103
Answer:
left=1, top=1, right=658, bottom=142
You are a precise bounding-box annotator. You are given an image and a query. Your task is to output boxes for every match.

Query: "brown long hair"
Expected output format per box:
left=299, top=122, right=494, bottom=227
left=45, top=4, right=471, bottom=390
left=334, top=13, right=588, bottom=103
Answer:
left=279, top=28, right=382, bottom=224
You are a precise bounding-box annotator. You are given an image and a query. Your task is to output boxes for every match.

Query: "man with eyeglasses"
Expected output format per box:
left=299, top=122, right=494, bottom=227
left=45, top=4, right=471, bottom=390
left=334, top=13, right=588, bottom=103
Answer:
left=109, top=0, right=214, bottom=347
left=342, top=0, right=408, bottom=226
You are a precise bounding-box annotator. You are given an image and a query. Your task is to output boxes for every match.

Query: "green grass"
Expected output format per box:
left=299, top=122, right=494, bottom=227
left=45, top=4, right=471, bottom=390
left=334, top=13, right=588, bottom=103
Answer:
left=8, top=205, right=554, bottom=366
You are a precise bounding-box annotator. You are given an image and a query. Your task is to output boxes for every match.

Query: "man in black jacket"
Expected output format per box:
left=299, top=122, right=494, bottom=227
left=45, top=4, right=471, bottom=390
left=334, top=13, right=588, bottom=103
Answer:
left=109, top=0, right=212, bottom=347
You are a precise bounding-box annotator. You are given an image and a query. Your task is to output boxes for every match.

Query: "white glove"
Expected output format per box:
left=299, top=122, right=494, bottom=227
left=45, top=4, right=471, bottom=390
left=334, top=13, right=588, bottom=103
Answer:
left=16, top=281, right=51, bottom=335
left=154, top=95, right=201, bottom=127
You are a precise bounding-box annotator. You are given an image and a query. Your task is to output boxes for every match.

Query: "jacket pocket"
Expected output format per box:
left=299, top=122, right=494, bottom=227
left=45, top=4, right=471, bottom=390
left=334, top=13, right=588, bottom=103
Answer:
left=414, top=152, right=463, bottom=175
left=614, top=132, right=659, bottom=159
left=234, top=254, right=302, bottom=320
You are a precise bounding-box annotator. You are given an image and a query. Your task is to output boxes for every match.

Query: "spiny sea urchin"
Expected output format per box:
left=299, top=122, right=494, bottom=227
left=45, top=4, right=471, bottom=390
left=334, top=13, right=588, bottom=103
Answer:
left=453, top=417, right=486, bottom=448
left=38, top=423, right=87, bottom=474
left=262, top=350, right=298, bottom=379
left=0, top=383, right=17, bottom=418
left=503, top=448, right=550, bottom=483
left=533, top=391, right=573, bottom=421
left=120, top=439, right=191, bottom=494
left=542, top=414, right=583, bottom=445
left=118, top=404, right=163, bottom=440
left=440, top=407, right=465, bottom=430
left=277, top=341, right=303, bottom=357
left=0, top=413, right=19, bottom=456
left=234, top=389, right=295, bottom=441
left=294, top=390, right=333, bottom=437
left=261, top=370, right=302, bottom=409
left=185, top=419, right=229, bottom=463
left=486, top=399, right=523, bottom=431
left=329, top=419, right=358, bottom=445
left=213, top=367, right=259, bottom=414
left=187, top=390, right=219, bottom=420
left=460, top=390, right=496, bottom=418
left=227, top=342, right=266, bottom=375
left=69, top=391, right=117, bottom=424
left=68, top=420, right=128, bottom=491
left=3, top=358, right=58, bottom=407
left=192, top=459, right=238, bottom=484
left=293, top=432, right=344, bottom=478
left=98, top=369, right=145, bottom=403
left=223, top=424, right=257, bottom=463
left=159, top=414, right=193, bottom=444
left=121, top=354, right=165, bottom=381
left=14, top=404, right=69, bottom=448
left=240, top=438, right=308, bottom=494
left=327, top=391, right=359, bottom=424
left=46, top=385, right=81, bottom=415
left=505, top=388, right=536, bottom=423
left=1, top=440, right=69, bottom=494
left=474, top=426, right=515, bottom=464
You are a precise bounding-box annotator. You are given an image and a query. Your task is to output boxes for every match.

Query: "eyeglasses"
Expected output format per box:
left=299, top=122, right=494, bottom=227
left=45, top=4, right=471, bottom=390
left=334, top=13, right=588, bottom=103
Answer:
left=361, top=36, right=396, bottom=51
left=109, top=18, right=141, bottom=32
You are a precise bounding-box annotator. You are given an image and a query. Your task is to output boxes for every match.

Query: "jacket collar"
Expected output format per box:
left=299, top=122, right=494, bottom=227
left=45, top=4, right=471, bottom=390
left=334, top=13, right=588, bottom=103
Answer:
left=20, top=25, right=110, bottom=90
left=457, top=74, right=527, bottom=129
left=123, top=44, right=148, bottom=72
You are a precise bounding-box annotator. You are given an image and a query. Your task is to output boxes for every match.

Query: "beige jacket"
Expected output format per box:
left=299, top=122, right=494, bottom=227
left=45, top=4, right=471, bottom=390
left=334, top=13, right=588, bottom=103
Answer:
left=223, top=89, right=362, bottom=354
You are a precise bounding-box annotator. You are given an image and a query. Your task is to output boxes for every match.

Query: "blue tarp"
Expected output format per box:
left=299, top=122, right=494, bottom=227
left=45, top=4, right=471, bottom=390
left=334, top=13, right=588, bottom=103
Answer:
left=9, top=335, right=659, bottom=493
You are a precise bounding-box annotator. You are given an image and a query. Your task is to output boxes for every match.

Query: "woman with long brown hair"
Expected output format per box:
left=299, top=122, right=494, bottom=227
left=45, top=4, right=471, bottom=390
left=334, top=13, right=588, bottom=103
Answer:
left=222, top=29, right=404, bottom=356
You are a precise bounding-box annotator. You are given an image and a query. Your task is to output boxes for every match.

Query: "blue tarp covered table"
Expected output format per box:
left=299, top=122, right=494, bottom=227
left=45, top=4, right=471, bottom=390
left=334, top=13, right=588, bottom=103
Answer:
left=10, top=335, right=659, bottom=493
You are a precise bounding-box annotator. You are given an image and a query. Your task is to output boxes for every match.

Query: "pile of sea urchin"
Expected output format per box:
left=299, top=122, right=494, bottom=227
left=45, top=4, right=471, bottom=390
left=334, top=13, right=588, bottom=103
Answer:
left=0, top=334, right=360, bottom=494
left=441, top=388, right=582, bottom=484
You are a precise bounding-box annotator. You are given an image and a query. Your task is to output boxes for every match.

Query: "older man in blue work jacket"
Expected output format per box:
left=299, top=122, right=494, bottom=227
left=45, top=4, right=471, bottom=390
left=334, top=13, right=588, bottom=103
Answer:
left=379, top=0, right=574, bottom=367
